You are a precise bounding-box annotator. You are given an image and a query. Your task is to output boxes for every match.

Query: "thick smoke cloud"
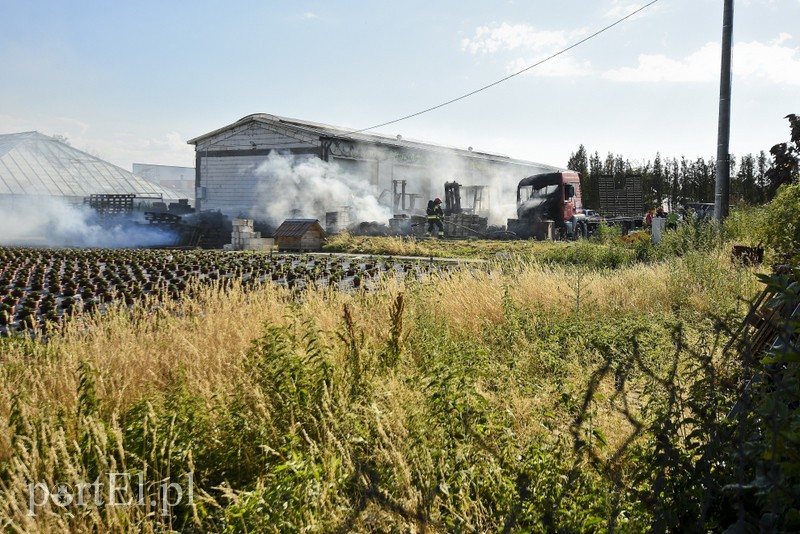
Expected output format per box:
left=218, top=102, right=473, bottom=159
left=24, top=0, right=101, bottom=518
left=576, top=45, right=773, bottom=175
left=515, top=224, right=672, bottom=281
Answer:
left=250, top=152, right=392, bottom=226
left=243, top=150, right=549, bottom=229
left=0, top=197, right=176, bottom=248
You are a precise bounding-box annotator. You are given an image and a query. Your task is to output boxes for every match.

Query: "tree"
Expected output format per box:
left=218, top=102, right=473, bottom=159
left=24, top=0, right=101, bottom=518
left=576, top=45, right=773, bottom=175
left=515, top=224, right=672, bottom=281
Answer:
left=761, top=113, right=800, bottom=260
left=567, top=145, right=590, bottom=208
left=698, top=157, right=716, bottom=202
left=585, top=151, right=603, bottom=210
left=602, top=153, right=633, bottom=182
left=567, top=145, right=588, bottom=176
left=640, top=159, right=655, bottom=210
left=765, top=113, right=800, bottom=194
left=651, top=153, right=665, bottom=209
left=679, top=157, right=692, bottom=207
left=734, top=154, right=754, bottom=204
left=568, top=121, right=800, bottom=209
left=755, top=150, right=769, bottom=203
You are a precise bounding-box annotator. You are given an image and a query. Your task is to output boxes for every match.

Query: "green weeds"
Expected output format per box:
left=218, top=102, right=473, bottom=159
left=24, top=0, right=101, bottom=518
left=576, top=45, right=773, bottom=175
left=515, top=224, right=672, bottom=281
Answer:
left=1, top=199, right=796, bottom=531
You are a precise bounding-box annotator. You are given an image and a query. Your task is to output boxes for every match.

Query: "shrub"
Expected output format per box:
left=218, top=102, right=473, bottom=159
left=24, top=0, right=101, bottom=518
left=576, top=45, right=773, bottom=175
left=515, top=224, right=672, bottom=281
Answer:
left=655, top=219, right=724, bottom=259
left=592, top=222, right=623, bottom=244
left=542, top=240, right=637, bottom=269
left=723, top=204, right=770, bottom=246
left=762, top=182, right=800, bottom=261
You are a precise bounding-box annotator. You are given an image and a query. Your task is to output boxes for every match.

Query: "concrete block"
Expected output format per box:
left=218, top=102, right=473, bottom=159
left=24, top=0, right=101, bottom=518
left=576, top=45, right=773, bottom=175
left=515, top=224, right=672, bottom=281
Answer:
left=232, top=218, right=253, bottom=227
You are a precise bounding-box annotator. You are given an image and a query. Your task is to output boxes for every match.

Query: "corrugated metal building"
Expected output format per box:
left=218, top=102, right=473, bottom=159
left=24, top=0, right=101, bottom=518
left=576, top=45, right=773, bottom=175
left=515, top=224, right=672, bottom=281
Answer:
left=0, top=132, right=178, bottom=205
left=187, top=114, right=562, bottom=222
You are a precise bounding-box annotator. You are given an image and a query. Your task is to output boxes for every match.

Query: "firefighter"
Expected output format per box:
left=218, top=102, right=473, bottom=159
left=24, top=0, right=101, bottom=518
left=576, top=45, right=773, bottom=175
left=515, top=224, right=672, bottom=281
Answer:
left=667, top=209, right=680, bottom=230
left=426, top=197, right=444, bottom=238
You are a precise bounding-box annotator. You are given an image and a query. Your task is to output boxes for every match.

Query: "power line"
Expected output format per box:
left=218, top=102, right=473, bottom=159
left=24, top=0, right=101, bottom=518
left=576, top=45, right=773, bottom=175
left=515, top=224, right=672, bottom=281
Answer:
left=350, top=0, right=660, bottom=135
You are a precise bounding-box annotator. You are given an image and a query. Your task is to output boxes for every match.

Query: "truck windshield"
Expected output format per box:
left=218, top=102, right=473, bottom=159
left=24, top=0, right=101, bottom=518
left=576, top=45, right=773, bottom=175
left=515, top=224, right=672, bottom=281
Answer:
left=519, top=184, right=559, bottom=205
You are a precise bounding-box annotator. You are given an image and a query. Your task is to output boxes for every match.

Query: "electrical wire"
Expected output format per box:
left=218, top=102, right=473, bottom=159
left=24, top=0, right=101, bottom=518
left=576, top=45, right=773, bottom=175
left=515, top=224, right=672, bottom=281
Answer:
left=350, top=0, right=660, bottom=135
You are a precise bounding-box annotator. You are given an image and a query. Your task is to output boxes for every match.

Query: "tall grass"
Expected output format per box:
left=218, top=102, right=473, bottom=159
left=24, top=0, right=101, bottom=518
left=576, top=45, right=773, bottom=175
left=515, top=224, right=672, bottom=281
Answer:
left=323, top=231, right=565, bottom=260
left=0, top=250, right=763, bottom=532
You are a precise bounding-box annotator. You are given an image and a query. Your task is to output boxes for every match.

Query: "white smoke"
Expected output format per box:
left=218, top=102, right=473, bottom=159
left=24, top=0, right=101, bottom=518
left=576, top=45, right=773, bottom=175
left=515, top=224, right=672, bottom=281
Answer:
left=250, top=152, right=392, bottom=226
left=422, top=153, right=526, bottom=226
left=239, top=150, right=555, bottom=229
left=0, top=196, right=176, bottom=248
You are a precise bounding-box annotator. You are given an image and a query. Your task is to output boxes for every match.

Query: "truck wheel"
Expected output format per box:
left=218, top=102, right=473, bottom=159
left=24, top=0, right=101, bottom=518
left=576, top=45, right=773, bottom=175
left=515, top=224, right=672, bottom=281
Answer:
left=575, top=220, right=587, bottom=240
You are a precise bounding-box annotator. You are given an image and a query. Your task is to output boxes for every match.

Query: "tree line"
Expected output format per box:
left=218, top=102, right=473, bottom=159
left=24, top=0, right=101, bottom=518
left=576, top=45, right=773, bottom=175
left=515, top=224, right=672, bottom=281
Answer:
left=566, top=114, right=799, bottom=211
left=566, top=148, right=774, bottom=212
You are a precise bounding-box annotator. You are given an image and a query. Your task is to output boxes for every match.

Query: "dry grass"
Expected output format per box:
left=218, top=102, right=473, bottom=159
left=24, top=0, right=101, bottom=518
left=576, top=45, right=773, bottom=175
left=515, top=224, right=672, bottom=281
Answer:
left=323, top=232, right=565, bottom=260
left=0, top=248, right=760, bottom=532
left=416, top=250, right=758, bottom=337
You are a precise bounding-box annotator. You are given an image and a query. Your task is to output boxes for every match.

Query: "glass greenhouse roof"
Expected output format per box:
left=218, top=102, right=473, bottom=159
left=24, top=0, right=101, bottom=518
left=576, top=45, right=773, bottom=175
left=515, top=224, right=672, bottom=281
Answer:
left=0, top=132, right=181, bottom=201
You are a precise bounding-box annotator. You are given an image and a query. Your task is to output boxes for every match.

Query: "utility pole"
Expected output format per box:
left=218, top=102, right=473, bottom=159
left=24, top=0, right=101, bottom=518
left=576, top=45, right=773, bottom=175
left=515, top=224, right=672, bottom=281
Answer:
left=714, top=0, right=734, bottom=223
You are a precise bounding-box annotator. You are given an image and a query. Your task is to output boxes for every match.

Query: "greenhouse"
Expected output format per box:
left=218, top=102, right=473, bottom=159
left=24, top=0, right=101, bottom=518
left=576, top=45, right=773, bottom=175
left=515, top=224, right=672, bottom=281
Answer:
left=0, top=131, right=178, bottom=204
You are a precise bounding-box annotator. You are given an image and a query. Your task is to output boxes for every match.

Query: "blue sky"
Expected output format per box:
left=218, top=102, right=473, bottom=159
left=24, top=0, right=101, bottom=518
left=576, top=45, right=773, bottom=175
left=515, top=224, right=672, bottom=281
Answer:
left=1, top=0, right=799, bottom=171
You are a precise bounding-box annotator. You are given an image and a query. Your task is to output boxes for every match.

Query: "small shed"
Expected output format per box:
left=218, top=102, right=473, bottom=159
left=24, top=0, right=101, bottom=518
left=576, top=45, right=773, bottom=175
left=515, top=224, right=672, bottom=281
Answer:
left=274, top=219, right=327, bottom=252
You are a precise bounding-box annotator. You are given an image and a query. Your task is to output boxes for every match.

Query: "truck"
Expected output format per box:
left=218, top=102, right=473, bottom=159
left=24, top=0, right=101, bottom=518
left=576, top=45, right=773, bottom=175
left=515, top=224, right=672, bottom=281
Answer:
left=506, top=171, right=643, bottom=240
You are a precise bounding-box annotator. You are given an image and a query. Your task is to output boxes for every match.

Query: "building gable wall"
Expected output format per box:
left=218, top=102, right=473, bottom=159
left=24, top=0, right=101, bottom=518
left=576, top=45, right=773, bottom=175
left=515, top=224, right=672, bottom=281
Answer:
left=195, top=120, right=320, bottom=152
left=195, top=119, right=324, bottom=212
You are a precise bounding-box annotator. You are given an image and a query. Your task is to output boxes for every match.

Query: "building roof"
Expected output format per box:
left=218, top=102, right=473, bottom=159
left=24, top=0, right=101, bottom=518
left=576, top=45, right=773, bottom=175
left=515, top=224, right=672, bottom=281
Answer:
left=187, top=113, right=561, bottom=171
left=273, top=219, right=326, bottom=238
left=0, top=131, right=180, bottom=200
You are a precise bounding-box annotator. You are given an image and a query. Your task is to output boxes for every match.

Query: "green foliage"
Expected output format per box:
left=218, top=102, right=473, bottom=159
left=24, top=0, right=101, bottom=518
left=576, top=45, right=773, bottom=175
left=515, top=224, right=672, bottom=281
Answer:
left=765, top=114, right=800, bottom=192
left=322, top=232, right=564, bottom=260
left=733, top=273, right=800, bottom=530
left=541, top=240, right=637, bottom=269
left=724, top=204, right=771, bottom=245
left=121, top=383, right=206, bottom=529
left=762, top=182, right=800, bottom=261
left=218, top=322, right=346, bottom=532
left=338, top=304, right=369, bottom=400
left=221, top=452, right=336, bottom=534
left=76, top=360, right=99, bottom=421
left=592, top=222, right=623, bottom=244
left=568, top=113, right=800, bottom=210
left=655, top=219, right=724, bottom=258
left=379, top=292, right=405, bottom=370
left=247, top=321, right=333, bottom=440
left=75, top=360, right=103, bottom=481
left=616, top=271, right=800, bottom=532
left=3, top=239, right=795, bottom=531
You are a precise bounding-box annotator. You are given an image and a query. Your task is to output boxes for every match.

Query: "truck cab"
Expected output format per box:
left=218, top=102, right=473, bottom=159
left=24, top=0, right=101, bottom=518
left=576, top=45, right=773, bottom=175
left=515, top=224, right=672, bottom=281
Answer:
left=513, top=171, right=586, bottom=239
